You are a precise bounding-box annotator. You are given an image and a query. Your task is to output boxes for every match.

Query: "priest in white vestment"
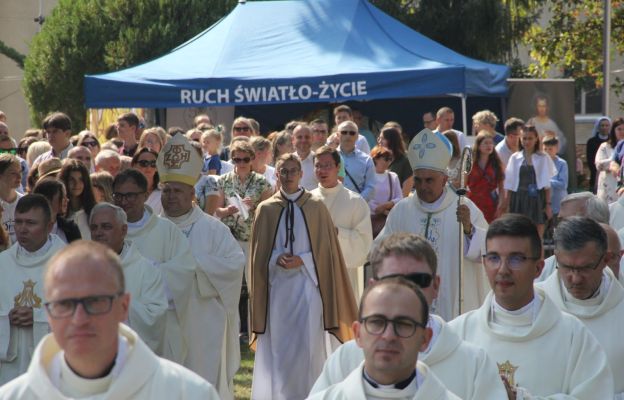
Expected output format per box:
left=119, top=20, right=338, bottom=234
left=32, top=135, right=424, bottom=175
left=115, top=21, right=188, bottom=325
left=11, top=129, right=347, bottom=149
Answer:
left=0, top=194, right=65, bottom=385
left=250, top=153, right=358, bottom=400
left=311, top=146, right=373, bottom=301
left=158, top=134, right=245, bottom=400
left=537, top=217, right=624, bottom=398
left=0, top=241, right=218, bottom=400
left=449, top=214, right=614, bottom=399
left=376, top=129, right=489, bottom=320
left=309, top=276, right=459, bottom=400
left=311, top=232, right=506, bottom=399
left=89, top=202, right=168, bottom=353
left=112, top=169, right=196, bottom=364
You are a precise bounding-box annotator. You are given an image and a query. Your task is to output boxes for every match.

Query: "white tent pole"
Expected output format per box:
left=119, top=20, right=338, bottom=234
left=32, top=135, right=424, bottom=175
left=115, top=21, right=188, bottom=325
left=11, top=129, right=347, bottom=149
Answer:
left=461, top=95, right=468, bottom=136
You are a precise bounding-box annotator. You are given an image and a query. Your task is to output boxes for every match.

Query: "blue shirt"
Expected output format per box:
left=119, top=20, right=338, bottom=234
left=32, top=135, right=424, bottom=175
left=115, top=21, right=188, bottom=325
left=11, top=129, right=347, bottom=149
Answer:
left=550, top=156, right=568, bottom=214
left=339, top=148, right=376, bottom=201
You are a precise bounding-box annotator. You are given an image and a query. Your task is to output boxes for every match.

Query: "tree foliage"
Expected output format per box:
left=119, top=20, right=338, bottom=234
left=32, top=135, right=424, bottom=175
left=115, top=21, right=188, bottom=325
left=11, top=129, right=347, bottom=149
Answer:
left=0, top=40, right=26, bottom=69
left=524, top=0, right=624, bottom=108
left=23, top=0, right=237, bottom=130
left=371, top=0, right=544, bottom=65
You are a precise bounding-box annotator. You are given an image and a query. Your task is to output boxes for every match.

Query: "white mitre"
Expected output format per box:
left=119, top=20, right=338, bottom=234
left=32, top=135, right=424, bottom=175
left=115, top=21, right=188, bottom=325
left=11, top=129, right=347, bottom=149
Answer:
left=407, top=129, right=453, bottom=173
left=157, top=134, right=202, bottom=186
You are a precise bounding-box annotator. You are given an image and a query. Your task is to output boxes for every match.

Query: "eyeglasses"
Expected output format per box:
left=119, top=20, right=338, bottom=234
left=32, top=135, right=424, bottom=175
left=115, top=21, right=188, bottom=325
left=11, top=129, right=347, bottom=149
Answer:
left=340, top=130, right=357, bottom=136
left=556, top=254, right=603, bottom=276
left=360, top=315, right=425, bottom=338
left=314, top=162, right=336, bottom=170
left=233, top=126, right=251, bottom=132
left=378, top=272, right=433, bottom=288
left=278, top=168, right=300, bottom=177
left=82, top=141, right=99, bottom=147
left=482, top=253, right=539, bottom=270
left=112, top=191, right=145, bottom=202
left=312, top=129, right=328, bottom=134
left=0, top=148, right=17, bottom=155
left=45, top=293, right=124, bottom=319
left=136, top=159, right=157, bottom=168
left=232, top=157, right=251, bottom=164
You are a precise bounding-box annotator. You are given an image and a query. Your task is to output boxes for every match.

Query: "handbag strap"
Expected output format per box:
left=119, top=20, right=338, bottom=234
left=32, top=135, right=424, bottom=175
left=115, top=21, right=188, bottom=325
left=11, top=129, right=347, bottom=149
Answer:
left=387, top=173, right=393, bottom=201
left=345, top=168, right=362, bottom=193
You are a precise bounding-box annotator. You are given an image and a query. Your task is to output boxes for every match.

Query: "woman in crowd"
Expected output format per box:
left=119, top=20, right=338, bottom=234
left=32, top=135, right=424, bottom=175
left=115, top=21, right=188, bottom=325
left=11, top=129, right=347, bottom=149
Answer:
left=17, top=137, right=38, bottom=160
left=378, top=127, right=412, bottom=186
left=443, top=130, right=462, bottom=189
left=250, top=136, right=276, bottom=190
left=596, top=118, right=624, bottom=203
left=467, top=131, right=505, bottom=223
left=77, top=131, right=101, bottom=161
left=0, top=202, right=9, bottom=252
left=368, top=146, right=402, bottom=238
left=139, top=128, right=164, bottom=153
left=26, top=141, right=51, bottom=168
left=503, top=125, right=555, bottom=237
left=271, top=131, right=293, bottom=165
left=215, top=140, right=272, bottom=258
left=586, top=116, right=611, bottom=193
left=59, top=159, right=97, bottom=239
left=90, top=171, right=114, bottom=203
left=0, top=154, right=23, bottom=244
left=131, top=147, right=162, bottom=215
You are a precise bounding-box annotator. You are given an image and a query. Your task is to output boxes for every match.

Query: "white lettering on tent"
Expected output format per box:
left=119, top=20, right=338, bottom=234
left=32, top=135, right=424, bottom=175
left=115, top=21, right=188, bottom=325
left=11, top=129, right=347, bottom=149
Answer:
left=180, top=81, right=368, bottom=105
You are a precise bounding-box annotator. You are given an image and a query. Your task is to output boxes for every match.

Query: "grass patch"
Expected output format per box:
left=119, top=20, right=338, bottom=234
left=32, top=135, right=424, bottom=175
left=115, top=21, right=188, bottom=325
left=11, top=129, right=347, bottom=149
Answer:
left=234, top=343, right=254, bottom=400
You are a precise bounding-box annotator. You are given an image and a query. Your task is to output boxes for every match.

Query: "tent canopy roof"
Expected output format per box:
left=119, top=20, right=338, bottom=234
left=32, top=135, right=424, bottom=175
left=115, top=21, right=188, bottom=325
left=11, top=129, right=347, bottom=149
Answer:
left=84, top=0, right=509, bottom=108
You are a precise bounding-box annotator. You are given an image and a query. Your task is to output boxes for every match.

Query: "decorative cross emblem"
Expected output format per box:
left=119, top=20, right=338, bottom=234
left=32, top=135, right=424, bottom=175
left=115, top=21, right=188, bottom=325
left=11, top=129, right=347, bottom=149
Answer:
left=164, top=145, right=190, bottom=169
left=497, top=360, right=518, bottom=387
left=411, top=133, right=437, bottom=158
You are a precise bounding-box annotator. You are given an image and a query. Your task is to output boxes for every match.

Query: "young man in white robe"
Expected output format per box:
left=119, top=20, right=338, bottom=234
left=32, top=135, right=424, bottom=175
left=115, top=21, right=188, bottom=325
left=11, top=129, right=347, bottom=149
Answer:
left=89, top=202, right=168, bottom=353
left=309, top=276, right=459, bottom=399
left=112, top=169, right=196, bottom=364
left=449, top=214, right=614, bottom=399
left=250, top=153, right=357, bottom=400
left=311, top=145, right=373, bottom=301
left=0, top=194, right=66, bottom=385
left=537, top=217, right=624, bottom=398
left=375, top=129, right=489, bottom=320
left=310, top=232, right=506, bottom=399
left=0, top=241, right=218, bottom=399
left=158, top=134, right=245, bottom=400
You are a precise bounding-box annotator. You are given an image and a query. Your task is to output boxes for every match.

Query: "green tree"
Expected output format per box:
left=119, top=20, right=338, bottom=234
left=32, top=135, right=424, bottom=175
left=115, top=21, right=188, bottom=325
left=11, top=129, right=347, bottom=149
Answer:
left=23, top=0, right=237, bottom=130
left=371, top=0, right=544, bottom=65
left=524, top=0, right=624, bottom=108
left=0, top=40, right=25, bottom=69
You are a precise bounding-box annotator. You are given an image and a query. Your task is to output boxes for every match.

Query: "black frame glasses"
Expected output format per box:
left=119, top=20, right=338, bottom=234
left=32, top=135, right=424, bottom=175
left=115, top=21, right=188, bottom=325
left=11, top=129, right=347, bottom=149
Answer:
left=112, top=191, right=146, bottom=202
left=45, top=293, right=124, bottom=319
left=360, top=315, right=426, bottom=338
left=136, top=159, right=157, bottom=168
left=232, top=157, right=251, bottom=164
left=556, top=254, right=603, bottom=276
left=340, top=130, right=357, bottom=136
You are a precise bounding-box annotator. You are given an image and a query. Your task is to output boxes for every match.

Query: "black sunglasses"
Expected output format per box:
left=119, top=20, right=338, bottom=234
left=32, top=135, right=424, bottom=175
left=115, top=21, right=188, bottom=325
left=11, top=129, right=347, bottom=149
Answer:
left=136, top=160, right=157, bottom=168
left=378, top=272, right=433, bottom=288
left=232, top=157, right=251, bottom=164
left=340, top=130, right=357, bottom=136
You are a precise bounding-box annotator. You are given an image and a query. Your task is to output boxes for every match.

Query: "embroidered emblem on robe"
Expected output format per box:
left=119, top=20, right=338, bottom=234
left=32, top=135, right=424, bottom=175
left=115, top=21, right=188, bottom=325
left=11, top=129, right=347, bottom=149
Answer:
left=14, top=279, right=42, bottom=308
left=164, top=145, right=190, bottom=169
left=497, top=360, right=518, bottom=387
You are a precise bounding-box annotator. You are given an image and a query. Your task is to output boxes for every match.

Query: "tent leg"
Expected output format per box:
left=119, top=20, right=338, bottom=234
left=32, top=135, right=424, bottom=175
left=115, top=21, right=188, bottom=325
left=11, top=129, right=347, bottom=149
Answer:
left=461, top=95, right=468, bottom=137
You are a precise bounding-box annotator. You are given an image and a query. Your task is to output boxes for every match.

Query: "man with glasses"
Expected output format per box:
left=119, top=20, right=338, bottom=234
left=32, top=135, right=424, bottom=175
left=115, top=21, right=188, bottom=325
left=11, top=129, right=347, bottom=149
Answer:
left=495, top=118, right=523, bottom=168
left=158, top=134, right=245, bottom=399
left=250, top=153, right=357, bottom=400
left=537, top=217, right=624, bottom=398
left=422, top=112, right=436, bottom=131
left=310, top=119, right=329, bottom=152
left=112, top=169, right=196, bottom=366
left=89, top=202, right=167, bottom=353
left=0, top=240, right=219, bottom=399
left=311, top=232, right=506, bottom=399
left=0, top=194, right=66, bottom=384
left=311, top=145, right=372, bottom=301
left=333, top=105, right=371, bottom=154
left=309, top=276, right=459, bottom=399
left=337, top=120, right=375, bottom=201
left=292, top=123, right=318, bottom=190
left=449, top=214, right=613, bottom=399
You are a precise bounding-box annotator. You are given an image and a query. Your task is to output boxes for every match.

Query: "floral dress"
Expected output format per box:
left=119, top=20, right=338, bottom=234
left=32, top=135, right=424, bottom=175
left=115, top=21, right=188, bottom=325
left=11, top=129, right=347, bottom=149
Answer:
left=218, top=171, right=271, bottom=241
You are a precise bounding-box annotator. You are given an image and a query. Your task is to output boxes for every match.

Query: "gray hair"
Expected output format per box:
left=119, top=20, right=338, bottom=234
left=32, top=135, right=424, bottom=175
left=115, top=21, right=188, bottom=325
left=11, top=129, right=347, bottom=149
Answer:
left=90, top=202, right=128, bottom=226
left=95, top=149, right=121, bottom=165
left=560, top=192, right=609, bottom=223
left=554, top=216, right=607, bottom=256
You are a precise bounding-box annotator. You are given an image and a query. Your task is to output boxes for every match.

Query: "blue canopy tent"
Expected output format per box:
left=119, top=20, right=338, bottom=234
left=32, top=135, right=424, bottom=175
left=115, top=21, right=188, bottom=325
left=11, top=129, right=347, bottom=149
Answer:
left=84, top=0, right=509, bottom=132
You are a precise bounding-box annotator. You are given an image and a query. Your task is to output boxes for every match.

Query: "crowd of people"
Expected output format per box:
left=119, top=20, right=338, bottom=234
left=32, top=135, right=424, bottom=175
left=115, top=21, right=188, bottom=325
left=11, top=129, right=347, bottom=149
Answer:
left=0, top=104, right=623, bottom=400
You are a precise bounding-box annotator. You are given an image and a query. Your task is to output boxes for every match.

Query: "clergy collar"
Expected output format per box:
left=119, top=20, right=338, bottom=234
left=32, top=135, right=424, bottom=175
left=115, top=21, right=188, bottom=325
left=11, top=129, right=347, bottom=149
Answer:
left=491, top=294, right=540, bottom=327
left=317, top=182, right=342, bottom=194
left=562, top=271, right=610, bottom=307
left=17, top=235, right=53, bottom=259
left=362, top=368, right=417, bottom=390
left=418, top=187, right=447, bottom=211
left=163, top=206, right=194, bottom=225
left=280, top=188, right=304, bottom=201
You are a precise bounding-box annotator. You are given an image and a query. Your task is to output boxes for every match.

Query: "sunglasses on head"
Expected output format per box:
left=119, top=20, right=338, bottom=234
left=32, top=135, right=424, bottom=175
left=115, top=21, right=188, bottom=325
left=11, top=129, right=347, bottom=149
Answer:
left=136, top=160, right=157, bottom=168
left=232, top=157, right=251, bottom=164
left=340, top=130, right=357, bottom=136
left=0, top=148, right=17, bottom=155
left=378, top=272, right=433, bottom=288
